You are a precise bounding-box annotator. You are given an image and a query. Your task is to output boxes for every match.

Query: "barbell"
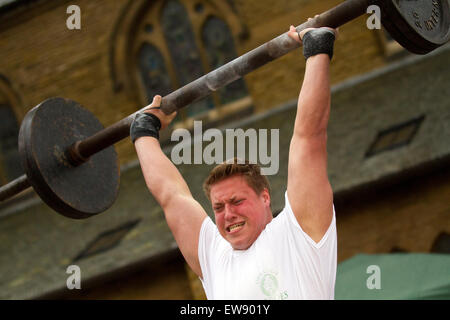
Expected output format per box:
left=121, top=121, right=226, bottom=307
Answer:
left=0, top=0, right=449, bottom=219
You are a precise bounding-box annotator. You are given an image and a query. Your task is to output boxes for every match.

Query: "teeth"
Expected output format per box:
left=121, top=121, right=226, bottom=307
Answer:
left=229, top=222, right=245, bottom=231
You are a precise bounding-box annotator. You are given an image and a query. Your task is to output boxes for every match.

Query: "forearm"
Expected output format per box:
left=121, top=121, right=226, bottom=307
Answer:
left=294, top=54, right=331, bottom=138
left=135, top=137, right=191, bottom=208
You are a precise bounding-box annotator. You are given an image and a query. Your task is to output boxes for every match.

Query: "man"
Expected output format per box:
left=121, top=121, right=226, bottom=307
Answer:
left=130, top=23, right=338, bottom=299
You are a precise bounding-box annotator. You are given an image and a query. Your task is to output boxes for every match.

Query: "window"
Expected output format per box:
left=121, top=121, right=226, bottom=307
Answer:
left=0, top=104, right=22, bottom=185
left=138, top=42, right=173, bottom=103
left=202, top=16, right=248, bottom=105
left=73, top=219, right=141, bottom=262
left=133, top=0, right=251, bottom=130
left=365, top=115, right=425, bottom=158
left=0, top=75, right=23, bottom=187
left=160, top=0, right=214, bottom=117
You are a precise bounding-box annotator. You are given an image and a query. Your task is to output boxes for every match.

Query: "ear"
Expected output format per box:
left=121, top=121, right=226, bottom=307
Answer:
left=261, top=188, right=271, bottom=207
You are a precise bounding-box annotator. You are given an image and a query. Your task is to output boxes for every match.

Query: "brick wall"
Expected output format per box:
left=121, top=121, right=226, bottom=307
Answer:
left=234, top=0, right=387, bottom=112
left=336, top=168, right=450, bottom=262
left=0, top=0, right=389, bottom=167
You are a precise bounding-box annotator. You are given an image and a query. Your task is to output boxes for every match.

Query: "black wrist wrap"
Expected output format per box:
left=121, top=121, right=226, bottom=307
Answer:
left=130, top=113, right=162, bottom=143
left=302, top=28, right=336, bottom=61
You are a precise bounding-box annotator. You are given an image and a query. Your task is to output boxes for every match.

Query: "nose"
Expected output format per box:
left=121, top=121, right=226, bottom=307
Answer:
left=224, top=203, right=237, bottom=221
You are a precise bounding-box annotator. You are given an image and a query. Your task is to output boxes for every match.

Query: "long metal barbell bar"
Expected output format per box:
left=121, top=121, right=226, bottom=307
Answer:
left=0, top=0, right=449, bottom=216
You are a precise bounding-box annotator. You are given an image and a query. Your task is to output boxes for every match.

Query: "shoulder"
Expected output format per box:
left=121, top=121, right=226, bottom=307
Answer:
left=275, top=192, right=337, bottom=248
left=199, top=216, right=231, bottom=253
left=199, top=216, right=219, bottom=241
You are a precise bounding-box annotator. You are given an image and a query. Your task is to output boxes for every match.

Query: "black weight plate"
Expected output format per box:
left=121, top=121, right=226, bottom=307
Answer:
left=18, top=97, right=120, bottom=219
left=377, top=0, right=450, bottom=54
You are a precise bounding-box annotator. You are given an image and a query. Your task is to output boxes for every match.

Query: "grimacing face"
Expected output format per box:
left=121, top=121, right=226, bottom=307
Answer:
left=209, top=175, right=272, bottom=250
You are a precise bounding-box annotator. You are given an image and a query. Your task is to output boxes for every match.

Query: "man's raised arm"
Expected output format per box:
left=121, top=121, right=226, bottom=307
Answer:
left=132, top=96, right=207, bottom=277
left=286, top=25, right=336, bottom=243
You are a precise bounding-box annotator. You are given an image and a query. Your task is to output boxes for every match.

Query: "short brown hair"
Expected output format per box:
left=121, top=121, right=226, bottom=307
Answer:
left=203, top=158, right=270, bottom=200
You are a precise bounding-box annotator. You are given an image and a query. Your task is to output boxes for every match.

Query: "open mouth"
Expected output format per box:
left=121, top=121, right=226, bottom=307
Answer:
left=227, top=222, right=245, bottom=233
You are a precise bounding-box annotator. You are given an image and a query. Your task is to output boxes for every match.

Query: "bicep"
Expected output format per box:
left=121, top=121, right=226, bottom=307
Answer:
left=163, top=195, right=208, bottom=278
left=287, top=135, right=333, bottom=243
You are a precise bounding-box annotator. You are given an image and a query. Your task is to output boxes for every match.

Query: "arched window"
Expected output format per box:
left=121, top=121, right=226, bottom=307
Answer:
left=160, top=0, right=214, bottom=117
left=202, top=16, right=248, bottom=105
left=0, top=104, right=22, bottom=184
left=129, top=0, right=251, bottom=129
left=138, top=42, right=173, bottom=101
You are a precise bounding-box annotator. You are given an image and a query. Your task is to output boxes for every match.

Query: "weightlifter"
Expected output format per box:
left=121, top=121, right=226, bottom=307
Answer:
left=130, top=24, right=338, bottom=299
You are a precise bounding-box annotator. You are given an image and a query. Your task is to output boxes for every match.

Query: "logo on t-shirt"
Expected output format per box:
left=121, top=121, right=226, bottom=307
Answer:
left=256, top=270, right=288, bottom=300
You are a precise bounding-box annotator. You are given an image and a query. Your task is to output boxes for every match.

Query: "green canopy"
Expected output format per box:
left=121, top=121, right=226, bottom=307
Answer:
left=335, top=253, right=450, bottom=300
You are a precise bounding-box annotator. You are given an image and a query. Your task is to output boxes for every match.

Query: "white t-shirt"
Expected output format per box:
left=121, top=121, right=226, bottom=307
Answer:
left=198, top=192, right=337, bottom=300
